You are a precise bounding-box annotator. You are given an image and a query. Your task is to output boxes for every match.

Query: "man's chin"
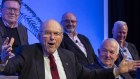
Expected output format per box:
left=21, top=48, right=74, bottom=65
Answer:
left=67, top=29, right=75, bottom=33
left=47, top=49, right=56, bottom=54
left=8, top=20, right=16, bottom=24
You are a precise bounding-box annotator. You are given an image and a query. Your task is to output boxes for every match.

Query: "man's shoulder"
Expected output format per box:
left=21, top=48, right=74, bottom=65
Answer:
left=0, top=18, right=4, bottom=27
left=18, top=43, right=41, bottom=50
left=58, top=47, right=75, bottom=56
left=18, top=23, right=27, bottom=29
left=127, top=42, right=135, bottom=45
left=86, top=62, right=102, bottom=70
left=77, top=34, right=89, bottom=40
left=78, top=33, right=87, bottom=37
left=16, top=43, right=42, bottom=54
left=126, top=42, right=136, bottom=48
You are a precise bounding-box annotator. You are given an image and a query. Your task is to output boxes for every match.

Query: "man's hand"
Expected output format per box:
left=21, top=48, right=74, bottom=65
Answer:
left=1, top=37, right=15, bottom=63
left=117, top=55, right=140, bottom=75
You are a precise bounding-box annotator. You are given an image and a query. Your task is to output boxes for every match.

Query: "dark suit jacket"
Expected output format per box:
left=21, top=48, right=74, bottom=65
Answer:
left=87, top=61, right=132, bottom=79
left=2, top=43, right=114, bottom=79
left=115, top=42, right=139, bottom=79
left=136, top=68, right=140, bottom=79
left=0, top=18, right=29, bottom=52
left=60, top=33, right=98, bottom=66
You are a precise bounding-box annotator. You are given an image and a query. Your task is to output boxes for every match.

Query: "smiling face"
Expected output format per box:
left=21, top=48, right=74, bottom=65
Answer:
left=1, top=0, right=20, bottom=25
left=98, top=39, right=119, bottom=68
left=112, top=21, right=128, bottom=44
left=61, top=12, right=77, bottom=34
left=38, top=19, right=63, bottom=54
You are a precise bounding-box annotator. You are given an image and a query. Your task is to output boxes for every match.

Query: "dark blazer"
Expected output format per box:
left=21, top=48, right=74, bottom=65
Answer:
left=60, top=33, right=98, bottom=66
left=116, top=42, right=139, bottom=64
left=136, top=68, right=140, bottom=79
left=0, top=18, right=29, bottom=52
left=2, top=43, right=114, bottom=79
left=87, top=61, right=132, bottom=79
left=127, top=42, right=139, bottom=60
left=115, top=42, right=139, bottom=79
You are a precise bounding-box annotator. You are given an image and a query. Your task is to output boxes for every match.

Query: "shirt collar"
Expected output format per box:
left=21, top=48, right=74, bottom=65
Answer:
left=66, top=32, right=78, bottom=37
left=120, top=41, right=128, bottom=48
left=44, top=50, right=59, bottom=60
left=98, top=59, right=115, bottom=68
left=2, top=18, right=18, bottom=28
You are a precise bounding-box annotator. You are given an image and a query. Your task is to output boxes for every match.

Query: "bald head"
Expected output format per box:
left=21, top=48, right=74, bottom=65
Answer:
left=62, top=12, right=77, bottom=20
left=61, top=12, right=77, bottom=34
left=39, top=19, right=63, bottom=54
left=98, top=38, right=119, bottom=68
left=40, top=19, right=63, bottom=32
left=100, top=38, right=119, bottom=54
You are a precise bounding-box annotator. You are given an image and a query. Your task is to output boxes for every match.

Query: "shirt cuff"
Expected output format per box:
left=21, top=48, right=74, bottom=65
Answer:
left=113, top=67, right=120, bottom=78
left=0, top=60, right=8, bottom=71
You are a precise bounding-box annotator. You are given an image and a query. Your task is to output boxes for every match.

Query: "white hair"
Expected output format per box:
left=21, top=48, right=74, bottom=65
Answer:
left=100, top=38, right=119, bottom=54
left=113, top=20, right=128, bottom=30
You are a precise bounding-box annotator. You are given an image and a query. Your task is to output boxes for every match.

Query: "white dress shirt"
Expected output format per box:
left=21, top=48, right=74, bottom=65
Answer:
left=119, top=47, right=133, bottom=61
left=44, top=50, right=67, bottom=79
left=67, top=33, right=87, bottom=57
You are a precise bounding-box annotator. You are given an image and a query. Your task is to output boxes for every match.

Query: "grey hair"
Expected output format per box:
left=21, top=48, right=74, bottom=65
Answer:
left=113, top=20, right=128, bottom=30
left=100, top=38, right=119, bottom=54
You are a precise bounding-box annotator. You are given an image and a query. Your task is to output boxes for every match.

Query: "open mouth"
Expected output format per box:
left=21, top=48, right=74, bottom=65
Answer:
left=48, top=43, right=55, bottom=45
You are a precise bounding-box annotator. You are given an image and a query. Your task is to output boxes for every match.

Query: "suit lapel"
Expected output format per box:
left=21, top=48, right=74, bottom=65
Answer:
left=64, top=33, right=80, bottom=49
left=0, top=18, right=7, bottom=39
left=35, top=44, right=45, bottom=79
left=77, top=34, right=89, bottom=59
left=64, top=33, right=86, bottom=58
left=17, top=25, right=25, bottom=45
left=58, top=48, right=71, bottom=79
left=127, top=43, right=139, bottom=60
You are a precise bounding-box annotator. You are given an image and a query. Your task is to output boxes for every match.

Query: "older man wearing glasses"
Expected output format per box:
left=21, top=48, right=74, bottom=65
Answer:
left=0, top=0, right=29, bottom=60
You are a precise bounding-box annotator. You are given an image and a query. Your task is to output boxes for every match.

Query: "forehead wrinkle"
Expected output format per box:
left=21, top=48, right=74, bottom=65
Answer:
left=62, top=13, right=76, bottom=20
left=41, top=19, right=63, bottom=32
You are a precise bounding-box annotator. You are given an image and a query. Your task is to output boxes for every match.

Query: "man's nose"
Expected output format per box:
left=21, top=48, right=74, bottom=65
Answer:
left=50, top=34, right=54, bottom=40
left=105, top=52, right=111, bottom=57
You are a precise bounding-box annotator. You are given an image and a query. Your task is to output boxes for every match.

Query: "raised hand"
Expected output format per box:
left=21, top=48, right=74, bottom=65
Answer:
left=1, top=37, right=15, bottom=63
left=118, top=55, right=140, bottom=74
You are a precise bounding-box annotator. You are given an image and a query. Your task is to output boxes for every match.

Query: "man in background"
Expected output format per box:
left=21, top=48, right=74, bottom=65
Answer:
left=0, top=0, right=28, bottom=57
left=60, top=12, right=97, bottom=66
left=112, top=20, right=139, bottom=78
left=87, top=38, right=132, bottom=79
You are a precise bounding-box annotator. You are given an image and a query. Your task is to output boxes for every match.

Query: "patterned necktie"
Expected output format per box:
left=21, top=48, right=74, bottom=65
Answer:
left=49, top=54, right=60, bottom=79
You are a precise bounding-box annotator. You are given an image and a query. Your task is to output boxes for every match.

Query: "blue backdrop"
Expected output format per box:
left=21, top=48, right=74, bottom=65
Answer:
left=0, top=0, right=108, bottom=55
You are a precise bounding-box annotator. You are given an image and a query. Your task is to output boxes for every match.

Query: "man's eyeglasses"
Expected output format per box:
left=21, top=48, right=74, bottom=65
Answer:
left=40, top=31, right=63, bottom=37
left=4, top=7, right=20, bottom=13
left=63, top=20, right=77, bottom=23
